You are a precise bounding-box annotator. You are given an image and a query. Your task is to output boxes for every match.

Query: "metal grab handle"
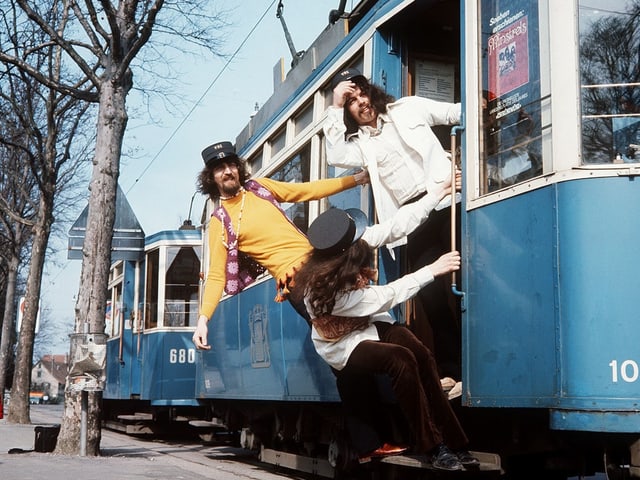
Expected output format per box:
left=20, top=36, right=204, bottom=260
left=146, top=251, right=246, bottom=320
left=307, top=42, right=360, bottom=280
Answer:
left=450, top=126, right=464, bottom=297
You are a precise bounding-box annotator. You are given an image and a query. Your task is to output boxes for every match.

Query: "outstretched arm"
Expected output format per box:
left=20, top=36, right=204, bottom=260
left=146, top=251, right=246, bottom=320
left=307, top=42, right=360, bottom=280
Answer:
left=330, top=250, right=461, bottom=317
left=361, top=169, right=461, bottom=248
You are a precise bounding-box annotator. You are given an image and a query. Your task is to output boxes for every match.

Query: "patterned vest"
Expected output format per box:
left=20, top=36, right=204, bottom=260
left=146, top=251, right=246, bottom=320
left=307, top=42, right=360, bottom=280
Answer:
left=214, top=180, right=301, bottom=296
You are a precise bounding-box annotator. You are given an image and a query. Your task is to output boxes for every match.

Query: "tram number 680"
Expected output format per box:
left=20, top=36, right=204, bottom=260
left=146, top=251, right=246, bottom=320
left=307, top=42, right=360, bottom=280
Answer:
left=609, top=360, right=639, bottom=383
left=169, top=348, right=196, bottom=364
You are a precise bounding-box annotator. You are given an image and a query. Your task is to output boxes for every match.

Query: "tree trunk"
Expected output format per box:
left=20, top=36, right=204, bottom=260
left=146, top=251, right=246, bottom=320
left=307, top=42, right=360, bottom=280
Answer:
left=0, top=248, right=21, bottom=398
left=56, top=78, right=130, bottom=455
left=7, top=199, right=54, bottom=423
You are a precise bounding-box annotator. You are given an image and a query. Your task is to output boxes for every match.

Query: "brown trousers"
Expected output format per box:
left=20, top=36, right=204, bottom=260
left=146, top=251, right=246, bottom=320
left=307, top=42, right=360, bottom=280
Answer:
left=340, top=322, right=468, bottom=453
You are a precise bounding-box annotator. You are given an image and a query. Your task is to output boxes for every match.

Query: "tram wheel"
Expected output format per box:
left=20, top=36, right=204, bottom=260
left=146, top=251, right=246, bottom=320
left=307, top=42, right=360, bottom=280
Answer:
left=605, top=449, right=631, bottom=480
left=328, top=435, right=357, bottom=473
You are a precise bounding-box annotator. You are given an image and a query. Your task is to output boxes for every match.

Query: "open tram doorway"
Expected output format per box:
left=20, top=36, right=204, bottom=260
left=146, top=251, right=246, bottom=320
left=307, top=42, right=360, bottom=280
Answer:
left=374, top=1, right=462, bottom=147
left=363, top=1, right=463, bottom=379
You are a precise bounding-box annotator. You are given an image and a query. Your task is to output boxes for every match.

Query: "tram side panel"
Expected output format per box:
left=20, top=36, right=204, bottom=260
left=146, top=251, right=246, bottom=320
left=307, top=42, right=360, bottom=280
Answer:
left=196, top=278, right=339, bottom=402
left=464, top=185, right=559, bottom=406
left=138, top=331, right=199, bottom=405
left=465, top=178, right=640, bottom=429
left=551, top=178, right=640, bottom=432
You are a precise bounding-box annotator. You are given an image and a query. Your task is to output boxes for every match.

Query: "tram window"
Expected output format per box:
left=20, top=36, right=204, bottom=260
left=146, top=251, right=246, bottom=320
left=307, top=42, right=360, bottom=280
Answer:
left=111, top=285, right=123, bottom=337
left=479, top=0, right=547, bottom=193
left=294, top=102, right=313, bottom=136
left=105, top=300, right=114, bottom=337
left=320, top=134, right=367, bottom=213
left=269, top=144, right=311, bottom=232
left=249, top=149, right=263, bottom=172
left=164, top=246, right=200, bottom=327
left=107, top=262, right=124, bottom=337
left=109, top=262, right=123, bottom=283
left=579, top=1, right=640, bottom=164
left=145, top=248, right=159, bottom=329
left=322, top=87, right=333, bottom=112
left=270, top=128, right=286, bottom=158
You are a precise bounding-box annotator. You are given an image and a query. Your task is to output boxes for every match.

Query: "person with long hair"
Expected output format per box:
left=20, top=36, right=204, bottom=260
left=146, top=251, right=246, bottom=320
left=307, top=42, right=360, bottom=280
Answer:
left=323, top=67, right=463, bottom=386
left=294, top=173, right=478, bottom=472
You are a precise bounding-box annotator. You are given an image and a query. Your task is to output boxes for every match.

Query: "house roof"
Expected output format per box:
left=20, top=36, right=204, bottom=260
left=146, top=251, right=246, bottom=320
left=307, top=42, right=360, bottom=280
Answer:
left=36, top=354, right=69, bottom=385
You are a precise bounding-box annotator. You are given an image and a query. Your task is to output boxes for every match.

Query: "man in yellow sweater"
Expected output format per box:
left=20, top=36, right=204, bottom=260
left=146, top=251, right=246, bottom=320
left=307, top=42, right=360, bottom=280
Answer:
left=192, top=141, right=368, bottom=350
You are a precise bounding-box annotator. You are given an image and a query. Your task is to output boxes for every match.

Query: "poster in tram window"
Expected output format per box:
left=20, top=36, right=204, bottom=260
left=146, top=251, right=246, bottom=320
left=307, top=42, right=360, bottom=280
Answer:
left=481, top=0, right=542, bottom=192
left=488, top=15, right=529, bottom=98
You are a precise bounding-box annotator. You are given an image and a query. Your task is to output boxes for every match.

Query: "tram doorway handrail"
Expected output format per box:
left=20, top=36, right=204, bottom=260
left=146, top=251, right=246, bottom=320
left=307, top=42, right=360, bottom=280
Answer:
left=450, top=125, right=464, bottom=298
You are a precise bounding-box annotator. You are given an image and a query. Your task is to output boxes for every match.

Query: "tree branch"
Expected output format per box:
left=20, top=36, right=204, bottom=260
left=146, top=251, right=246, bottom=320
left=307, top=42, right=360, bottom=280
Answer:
left=16, top=0, right=102, bottom=90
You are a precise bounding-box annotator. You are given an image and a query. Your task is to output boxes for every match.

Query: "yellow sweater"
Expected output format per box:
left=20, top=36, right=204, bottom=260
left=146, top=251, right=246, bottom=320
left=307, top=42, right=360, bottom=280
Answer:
left=199, top=176, right=357, bottom=319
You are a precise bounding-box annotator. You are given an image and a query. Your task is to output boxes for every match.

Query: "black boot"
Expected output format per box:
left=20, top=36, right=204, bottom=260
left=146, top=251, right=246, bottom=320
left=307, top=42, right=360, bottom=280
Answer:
left=431, top=443, right=463, bottom=471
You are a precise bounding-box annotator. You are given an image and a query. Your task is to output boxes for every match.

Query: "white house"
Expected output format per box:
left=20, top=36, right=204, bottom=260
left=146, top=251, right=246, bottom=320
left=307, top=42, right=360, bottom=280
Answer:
left=31, top=354, right=68, bottom=403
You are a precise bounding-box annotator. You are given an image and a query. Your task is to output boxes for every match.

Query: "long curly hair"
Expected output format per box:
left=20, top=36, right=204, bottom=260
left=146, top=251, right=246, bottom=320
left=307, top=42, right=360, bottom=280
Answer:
left=295, top=238, right=377, bottom=317
left=196, top=157, right=252, bottom=200
left=344, top=78, right=396, bottom=135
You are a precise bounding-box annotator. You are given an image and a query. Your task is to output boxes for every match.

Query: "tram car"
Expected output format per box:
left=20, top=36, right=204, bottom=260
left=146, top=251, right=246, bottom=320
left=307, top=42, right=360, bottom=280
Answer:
left=101, top=0, right=640, bottom=478
left=101, top=226, right=205, bottom=433
left=191, top=0, right=640, bottom=478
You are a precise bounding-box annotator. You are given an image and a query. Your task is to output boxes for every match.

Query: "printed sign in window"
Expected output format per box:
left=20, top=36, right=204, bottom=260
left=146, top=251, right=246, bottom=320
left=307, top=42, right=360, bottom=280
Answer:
left=414, top=60, right=455, bottom=103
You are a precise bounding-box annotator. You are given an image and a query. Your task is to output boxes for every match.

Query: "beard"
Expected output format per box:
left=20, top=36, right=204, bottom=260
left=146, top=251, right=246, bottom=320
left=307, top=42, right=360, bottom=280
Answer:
left=219, top=176, right=241, bottom=197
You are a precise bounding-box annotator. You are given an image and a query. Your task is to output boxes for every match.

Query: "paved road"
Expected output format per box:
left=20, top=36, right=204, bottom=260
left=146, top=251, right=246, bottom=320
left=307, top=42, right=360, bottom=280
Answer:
left=0, top=404, right=314, bottom=480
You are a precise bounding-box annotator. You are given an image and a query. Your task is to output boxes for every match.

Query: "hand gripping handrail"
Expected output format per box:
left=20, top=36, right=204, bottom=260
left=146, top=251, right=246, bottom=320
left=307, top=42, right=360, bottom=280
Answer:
left=450, top=124, right=465, bottom=299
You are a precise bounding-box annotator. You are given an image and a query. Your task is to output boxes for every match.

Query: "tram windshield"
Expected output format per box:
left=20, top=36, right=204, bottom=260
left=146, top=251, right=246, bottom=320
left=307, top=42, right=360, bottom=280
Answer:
left=145, top=245, right=200, bottom=328
left=164, top=246, right=200, bottom=327
left=579, top=0, right=640, bottom=164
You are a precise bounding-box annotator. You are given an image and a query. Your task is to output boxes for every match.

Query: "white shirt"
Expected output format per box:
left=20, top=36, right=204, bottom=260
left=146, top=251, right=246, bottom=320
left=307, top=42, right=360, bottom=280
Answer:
left=305, top=190, right=442, bottom=370
left=364, top=114, right=427, bottom=205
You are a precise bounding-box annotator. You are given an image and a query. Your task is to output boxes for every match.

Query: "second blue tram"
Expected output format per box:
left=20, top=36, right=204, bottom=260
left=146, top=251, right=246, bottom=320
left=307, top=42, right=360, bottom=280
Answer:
left=102, top=228, right=204, bottom=432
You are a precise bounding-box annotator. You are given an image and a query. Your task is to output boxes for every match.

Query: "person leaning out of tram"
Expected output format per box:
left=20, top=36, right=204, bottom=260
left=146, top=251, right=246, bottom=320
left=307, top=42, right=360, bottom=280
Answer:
left=323, top=67, right=463, bottom=389
left=192, top=140, right=369, bottom=350
left=293, top=173, right=479, bottom=472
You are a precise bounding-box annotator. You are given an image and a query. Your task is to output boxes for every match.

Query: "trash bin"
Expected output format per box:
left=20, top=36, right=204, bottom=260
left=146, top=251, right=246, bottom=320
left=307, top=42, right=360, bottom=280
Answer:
left=34, top=424, right=61, bottom=452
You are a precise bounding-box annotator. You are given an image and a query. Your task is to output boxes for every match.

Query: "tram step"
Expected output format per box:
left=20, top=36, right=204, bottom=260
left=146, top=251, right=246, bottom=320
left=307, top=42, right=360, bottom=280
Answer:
left=104, top=419, right=154, bottom=435
left=260, top=447, right=334, bottom=479
left=188, top=419, right=227, bottom=430
left=116, top=412, right=154, bottom=422
left=380, top=450, right=502, bottom=473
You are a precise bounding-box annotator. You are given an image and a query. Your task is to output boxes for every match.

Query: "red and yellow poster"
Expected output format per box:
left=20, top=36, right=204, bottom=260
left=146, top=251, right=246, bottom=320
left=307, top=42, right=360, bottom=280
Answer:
left=488, top=15, right=529, bottom=99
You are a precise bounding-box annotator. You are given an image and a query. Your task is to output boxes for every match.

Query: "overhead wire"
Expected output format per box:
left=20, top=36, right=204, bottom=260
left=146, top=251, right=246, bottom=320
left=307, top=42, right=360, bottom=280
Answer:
left=125, top=0, right=278, bottom=194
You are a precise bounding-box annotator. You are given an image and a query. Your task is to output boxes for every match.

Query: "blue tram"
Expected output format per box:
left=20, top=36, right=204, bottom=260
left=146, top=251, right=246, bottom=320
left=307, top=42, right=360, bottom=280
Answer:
left=104, top=0, right=640, bottom=478
left=102, top=228, right=204, bottom=432
left=195, top=0, right=640, bottom=477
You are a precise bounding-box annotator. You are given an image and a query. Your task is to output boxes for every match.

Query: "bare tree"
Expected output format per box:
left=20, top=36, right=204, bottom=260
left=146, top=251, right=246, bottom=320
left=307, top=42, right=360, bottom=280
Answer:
left=0, top=0, right=227, bottom=454
left=0, top=141, right=34, bottom=402
left=0, top=4, right=95, bottom=427
left=0, top=159, right=34, bottom=406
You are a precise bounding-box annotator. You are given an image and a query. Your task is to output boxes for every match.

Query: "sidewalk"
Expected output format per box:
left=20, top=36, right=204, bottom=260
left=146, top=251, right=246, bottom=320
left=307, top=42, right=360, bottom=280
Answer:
left=0, top=406, right=293, bottom=480
left=0, top=418, right=213, bottom=480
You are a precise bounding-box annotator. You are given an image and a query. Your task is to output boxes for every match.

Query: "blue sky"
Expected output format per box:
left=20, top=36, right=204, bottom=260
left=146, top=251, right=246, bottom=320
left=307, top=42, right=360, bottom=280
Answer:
left=39, top=1, right=341, bottom=353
